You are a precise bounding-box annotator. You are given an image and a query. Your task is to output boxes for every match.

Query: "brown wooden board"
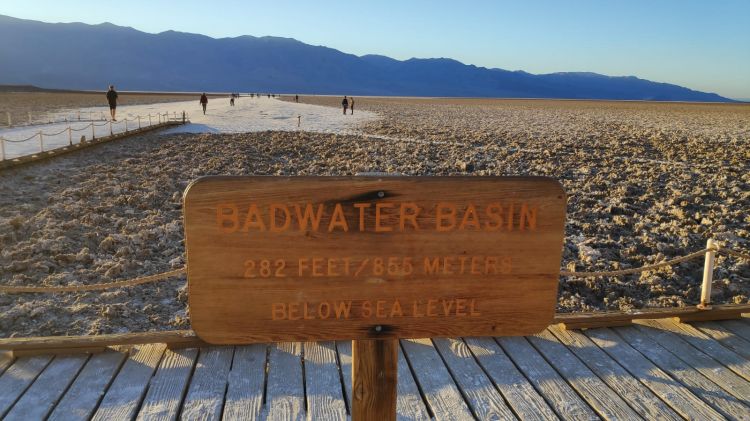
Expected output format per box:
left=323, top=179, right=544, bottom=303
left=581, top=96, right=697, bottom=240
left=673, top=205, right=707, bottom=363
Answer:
left=184, top=176, right=566, bottom=343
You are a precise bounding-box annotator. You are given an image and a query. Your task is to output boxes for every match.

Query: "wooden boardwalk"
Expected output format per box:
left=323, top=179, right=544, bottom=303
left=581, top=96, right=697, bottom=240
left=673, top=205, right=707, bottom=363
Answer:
left=1, top=317, right=749, bottom=420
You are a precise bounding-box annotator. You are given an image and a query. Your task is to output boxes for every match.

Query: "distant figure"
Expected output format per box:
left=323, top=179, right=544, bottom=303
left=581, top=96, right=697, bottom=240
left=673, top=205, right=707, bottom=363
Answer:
left=230, top=96, right=235, bottom=106
left=341, top=96, right=349, bottom=115
left=106, top=85, right=118, bottom=121
left=268, top=94, right=271, bottom=99
left=295, top=94, right=299, bottom=103
left=200, top=93, right=208, bottom=114
left=350, top=97, right=354, bottom=115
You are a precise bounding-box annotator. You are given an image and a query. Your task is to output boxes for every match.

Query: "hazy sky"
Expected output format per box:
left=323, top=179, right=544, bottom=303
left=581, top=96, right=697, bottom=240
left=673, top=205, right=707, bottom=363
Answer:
left=2, top=0, right=748, bottom=98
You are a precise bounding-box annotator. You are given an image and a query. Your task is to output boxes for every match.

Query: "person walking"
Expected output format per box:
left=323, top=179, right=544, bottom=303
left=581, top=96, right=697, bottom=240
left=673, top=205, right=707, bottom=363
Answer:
left=295, top=94, right=299, bottom=103
left=230, top=96, right=235, bottom=106
left=342, top=96, right=349, bottom=115
left=350, top=97, right=354, bottom=115
left=106, top=85, right=118, bottom=121
left=200, top=93, right=208, bottom=115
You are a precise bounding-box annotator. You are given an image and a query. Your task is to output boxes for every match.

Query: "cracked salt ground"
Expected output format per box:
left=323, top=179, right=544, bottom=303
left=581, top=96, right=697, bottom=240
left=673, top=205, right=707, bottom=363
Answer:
left=0, top=97, right=748, bottom=337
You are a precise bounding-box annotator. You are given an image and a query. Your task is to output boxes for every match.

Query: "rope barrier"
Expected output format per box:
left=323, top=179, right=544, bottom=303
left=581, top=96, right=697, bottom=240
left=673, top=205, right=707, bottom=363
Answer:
left=560, top=248, right=711, bottom=278
left=0, top=269, right=185, bottom=293
left=718, top=247, right=750, bottom=261
left=70, top=124, right=93, bottom=132
left=0, top=245, right=745, bottom=294
left=1, top=132, right=42, bottom=143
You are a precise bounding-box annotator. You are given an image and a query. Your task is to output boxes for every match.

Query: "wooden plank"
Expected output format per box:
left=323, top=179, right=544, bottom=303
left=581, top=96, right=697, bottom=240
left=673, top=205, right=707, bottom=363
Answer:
left=352, top=339, right=397, bottom=420
left=222, top=344, right=268, bottom=421
left=337, top=340, right=432, bottom=420
left=555, top=304, right=750, bottom=330
left=336, top=341, right=353, bottom=410
left=527, top=330, right=641, bottom=420
left=135, top=348, right=198, bottom=421
left=465, top=336, right=558, bottom=420
left=400, top=338, right=474, bottom=419
left=695, top=321, right=750, bottom=360
left=180, top=347, right=234, bottom=421
left=92, top=344, right=166, bottom=420
left=0, top=352, right=13, bottom=376
left=4, top=354, right=88, bottom=420
left=432, top=337, right=516, bottom=420
left=719, top=319, right=750, bottom=342
left=264, top=342, right=305, bottom=420
left=616, top=326, right=750, bottom=419
left=633, top=322, right=750, bottom=405
left=48, top=349, right=128, bottom=420
left=548, top=325, right=682, bottom=420
left=185, top=176, right=566, bottom=343
left=498, top=336, right=599, bottom=420
left=585, top=327, right=724, bottom=420
left=11, top=347, right=106, bottom=357
left=306, top=341, right=347, bottom=420
left=0, top=330, right=197, bottom=351
left=645, top=319, right=750, bottom=381
left=0, top=355, right=52, bottom=417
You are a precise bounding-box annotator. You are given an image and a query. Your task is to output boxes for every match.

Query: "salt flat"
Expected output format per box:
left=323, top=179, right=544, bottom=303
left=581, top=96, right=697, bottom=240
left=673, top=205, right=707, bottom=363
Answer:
left=0, top=96, right=375, bottom=159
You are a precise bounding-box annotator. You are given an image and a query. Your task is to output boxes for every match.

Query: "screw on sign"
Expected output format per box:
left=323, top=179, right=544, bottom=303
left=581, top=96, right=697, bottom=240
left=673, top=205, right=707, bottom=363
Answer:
left=183, top=176, right=566, bottom=420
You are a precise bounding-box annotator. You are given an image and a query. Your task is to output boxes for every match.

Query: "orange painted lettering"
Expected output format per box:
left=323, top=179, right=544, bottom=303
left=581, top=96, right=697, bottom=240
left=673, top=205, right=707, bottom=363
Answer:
left=375, top=203, right=394, bottom=232
left=484, top=203, right=503, bottom=231
left=520, top=203, right=537, bottom=231
left=328, top=203, right=349, bottom=232
left=459, top=204, right=481, bottom=230
left=242, top=204, right=266, bottom=232
left=269, top=204, right=291, bottom=232
left=335, top=301, right=352, bottom=319
left=436, top=203, right=457, bottom=231
left=390, top=300, right=403, bottom=317
left=354, top=203, right=371, bottom=231
left=399, top=203, right=420, bottom=231
left=294, top=203, right=325, bottom=231
left=216, top=204, right=239, bottom=233
left=271, top=303, right=286, bottom=320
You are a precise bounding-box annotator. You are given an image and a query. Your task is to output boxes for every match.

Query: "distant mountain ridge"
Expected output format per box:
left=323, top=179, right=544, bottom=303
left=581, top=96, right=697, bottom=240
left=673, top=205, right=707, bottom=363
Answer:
left=0, top=14, right=733, bottom=102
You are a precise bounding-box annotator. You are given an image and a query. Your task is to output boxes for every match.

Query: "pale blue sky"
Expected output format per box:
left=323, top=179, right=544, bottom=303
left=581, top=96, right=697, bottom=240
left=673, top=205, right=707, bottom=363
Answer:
left=2, top=0, right=748, bottom=98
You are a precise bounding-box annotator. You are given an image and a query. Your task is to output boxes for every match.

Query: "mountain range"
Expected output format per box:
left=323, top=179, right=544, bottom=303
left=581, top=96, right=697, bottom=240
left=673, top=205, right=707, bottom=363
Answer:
left=0, top=14, right=733, bottom=102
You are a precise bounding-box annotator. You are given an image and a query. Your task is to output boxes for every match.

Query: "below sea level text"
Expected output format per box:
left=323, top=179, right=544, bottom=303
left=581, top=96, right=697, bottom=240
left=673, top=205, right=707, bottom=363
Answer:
left=271, top=299, right=481, bottom=320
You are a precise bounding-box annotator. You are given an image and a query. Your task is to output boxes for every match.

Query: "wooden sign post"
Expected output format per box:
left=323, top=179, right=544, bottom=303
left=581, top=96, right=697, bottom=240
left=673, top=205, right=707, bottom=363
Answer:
left=183, top=176, right=566, bottom=419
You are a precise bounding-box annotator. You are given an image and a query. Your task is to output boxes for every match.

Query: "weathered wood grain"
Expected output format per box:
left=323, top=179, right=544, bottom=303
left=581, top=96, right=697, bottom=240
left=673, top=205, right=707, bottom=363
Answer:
left=352, top=339, right=397, bottom=420
left=644, top=319, right=750, bottom=382
left=634, top=322, right=750, bottom=405
left=694, top=321, right=750, bottom=360
left=548, top=325, right=682, bottom=420
left=617, top=326, right=750, bottom=419
left=47, top=349, right=128, bottom=421
left=432, top=337, right=516, bottom=420
left=0, top=355, right=52, bottom=417
left=264, top=342, right=305, bottom=420
left=585, top=328, right=724, bottom=420
left=184, top=176, right=566, bottom=343
left=222, top=344, right=268, bottom=421
left=721, top=318, right=750, bottom=342
left=498, top=336, right=599, bottom=420
left=400, top=338, right=474, bottom=419
left=180, top=347, right=234, bottom=421
left=306, top=341, right=348, bottom=420
left=92, top=344, right=166, bottom=421
left=528, top=329, right=641, bottom=420
left=3, top=354, right=88, bottom=420
left=337, top=341, right=431, bottom=421
left=135, top=348, right=198, bottom=421
left=465, top=336, right=558, bottom=420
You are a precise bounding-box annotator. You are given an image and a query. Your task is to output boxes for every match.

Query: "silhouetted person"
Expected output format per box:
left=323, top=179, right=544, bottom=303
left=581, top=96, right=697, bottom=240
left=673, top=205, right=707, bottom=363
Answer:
left=230, top=96, right=235, bottom=106
left=295, top=94, right=299, bottom=103
left=342, top=96, right=349, bottom=115
left=200, top=93, right=208, bottom=114
left=106, top=85, right=118, bottom=121
left=350, top=97, right=354, bottom=115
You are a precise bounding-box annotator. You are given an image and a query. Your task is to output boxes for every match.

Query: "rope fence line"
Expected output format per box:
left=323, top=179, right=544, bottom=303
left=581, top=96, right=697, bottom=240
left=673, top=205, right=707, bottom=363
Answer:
left=0, top=111, right=187, bottom=161
left=0, top=242, right=746, bottom=295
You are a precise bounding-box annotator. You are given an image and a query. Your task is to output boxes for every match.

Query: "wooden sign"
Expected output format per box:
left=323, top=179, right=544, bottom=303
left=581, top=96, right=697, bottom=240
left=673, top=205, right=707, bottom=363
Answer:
left=183, top=176, right=566, bottom=344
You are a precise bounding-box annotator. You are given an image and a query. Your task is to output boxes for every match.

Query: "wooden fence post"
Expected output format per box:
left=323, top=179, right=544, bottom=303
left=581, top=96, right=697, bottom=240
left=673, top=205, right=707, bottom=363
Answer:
left=91, top=123, right=95, bottom=141
left=125, top=119, right=128, bottom=133
left=68, top=126, right=72, bottom=145
left=352, top=338, right=398, bottom=421
left=6, top=112, right=11, bottom=128
left=699, top=238, right=716, bottom=309
left=28, top=111, right=32, bottom=125
left=0, top=137, right=5, bottom=161
left=138, top=116, right=141, bottom=129
left=38, top=131, right=44, bottom=152
left=148, top=114, right=152, bottom=126
left=110, top=120, right=113, bottom=136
